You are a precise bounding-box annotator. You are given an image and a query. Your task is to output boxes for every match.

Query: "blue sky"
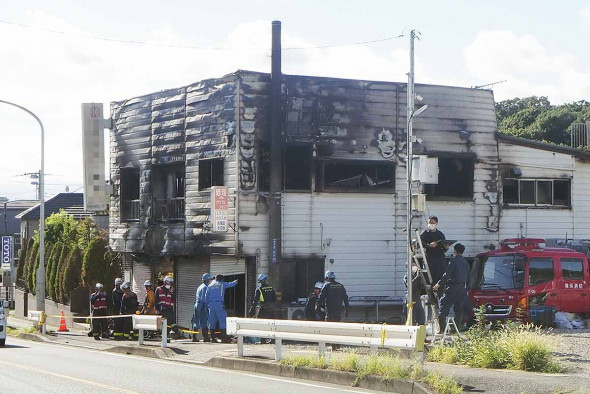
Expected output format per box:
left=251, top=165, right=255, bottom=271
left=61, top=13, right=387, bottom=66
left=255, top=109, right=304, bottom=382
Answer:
left=0, top=0, right=589, bottom=200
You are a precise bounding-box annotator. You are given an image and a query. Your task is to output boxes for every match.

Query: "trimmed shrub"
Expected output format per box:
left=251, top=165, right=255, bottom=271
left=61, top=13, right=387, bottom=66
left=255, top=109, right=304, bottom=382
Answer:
left=16, top=237, right=29, bottom=280
left=82, top=236, right=109, bottom=288
left=46, top=243, right=62, bottom=300
left=62, top=247, right=82, bottom=304
left=25, top=240, right=39, bottom=292
left=56, top=245, right=70, bottom=304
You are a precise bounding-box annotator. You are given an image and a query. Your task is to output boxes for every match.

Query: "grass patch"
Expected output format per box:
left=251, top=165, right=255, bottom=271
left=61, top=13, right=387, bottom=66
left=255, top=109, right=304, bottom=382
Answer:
left=281, top=352, right=462, bottom=394
left=6, top=326, right=38, bottom=336
left=427, top=308, right=564, bottom=373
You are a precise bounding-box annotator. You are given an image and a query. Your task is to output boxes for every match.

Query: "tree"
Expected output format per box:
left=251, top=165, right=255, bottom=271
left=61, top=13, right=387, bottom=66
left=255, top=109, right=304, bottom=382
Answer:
left=62, top=247, right=83, bottom=304
left=16, top=237, right=31, bottom=280
left=25, top=240, right=39, bottom=292
left=46, top=243, right=63, bottom=300
left=56, top=244, right=70, bottom=304
left=33, top=243, right=52, bottom=295
left=81, top=236, right=109, bottom=288
left=44, top=210, right=78, bottom=246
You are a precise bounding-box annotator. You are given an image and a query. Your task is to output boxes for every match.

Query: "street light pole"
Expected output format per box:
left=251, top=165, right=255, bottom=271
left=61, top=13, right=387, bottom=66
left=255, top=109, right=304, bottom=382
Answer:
left=406, top=30, right=416, bottom=325
left=0, top=100, right=45, bottom=312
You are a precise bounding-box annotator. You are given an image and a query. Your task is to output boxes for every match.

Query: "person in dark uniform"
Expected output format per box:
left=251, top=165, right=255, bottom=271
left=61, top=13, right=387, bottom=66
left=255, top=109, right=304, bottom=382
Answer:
left=420, top=216, right=450, bottom=293
left=249, top=274, right=277, bottom=319
left=433, top=243, right=470, bottom=333
left=90, top=283, right=108, bottom=340
left=305, top=282, right=325, bottom=321
left=404, top=262, right=426, bottom=325
left=316, top=271, right=349, bottom=322
left=120, top=281, right=139, bottom=339
left=112, top=278, right=124, bottom=340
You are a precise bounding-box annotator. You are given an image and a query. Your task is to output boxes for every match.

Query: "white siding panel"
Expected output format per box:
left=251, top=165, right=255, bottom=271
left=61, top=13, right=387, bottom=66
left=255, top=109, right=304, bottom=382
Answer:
left=573, top=160, right=590, bottom=239
left=282, top=193, right=400, bottom=298
left=499, top=209, right=574, bottom=240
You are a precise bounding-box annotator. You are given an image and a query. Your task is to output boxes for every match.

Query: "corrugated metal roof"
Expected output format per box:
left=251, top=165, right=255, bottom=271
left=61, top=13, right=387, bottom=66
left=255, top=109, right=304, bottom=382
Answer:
left=15, top=193, right=94, bottom=220
left=498, top=133, right=590, bottom=160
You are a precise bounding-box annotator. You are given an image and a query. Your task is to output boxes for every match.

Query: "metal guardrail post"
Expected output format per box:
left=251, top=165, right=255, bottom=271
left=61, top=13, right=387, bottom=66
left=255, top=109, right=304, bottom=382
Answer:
left=275, top=338, right=282, bottom=361
left=161, top=318, right=168, bottom=348
left=237, top=334, right=244, bottom=357
left=318, top=342, right=326, bottom=357
left=138, top=328, right=144, bottom=345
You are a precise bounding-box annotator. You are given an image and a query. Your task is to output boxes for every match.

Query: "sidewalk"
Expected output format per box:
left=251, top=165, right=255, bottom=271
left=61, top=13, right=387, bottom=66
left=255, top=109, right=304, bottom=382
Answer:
left=7, top=313, right=589, bottom=393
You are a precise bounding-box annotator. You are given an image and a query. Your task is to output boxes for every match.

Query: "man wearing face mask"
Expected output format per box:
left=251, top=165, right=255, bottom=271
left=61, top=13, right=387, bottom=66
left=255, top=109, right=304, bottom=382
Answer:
left=155, top=276, right=177, bottom=338
left=420, top=216, right=449, bottom=291
left=404, top=262, right=426, bottom=325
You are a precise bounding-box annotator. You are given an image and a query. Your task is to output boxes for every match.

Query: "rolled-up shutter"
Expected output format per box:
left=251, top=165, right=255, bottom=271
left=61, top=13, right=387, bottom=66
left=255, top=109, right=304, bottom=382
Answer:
left=132, top=260, right=151, bottom=307
left=175, top=257, right=209, bottom=330
left=210, top=255, right=245, bottom=276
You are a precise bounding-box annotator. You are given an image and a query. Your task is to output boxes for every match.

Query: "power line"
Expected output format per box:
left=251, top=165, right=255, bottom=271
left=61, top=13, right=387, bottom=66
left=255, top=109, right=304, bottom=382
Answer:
left=0, top=19, right=404, bottom=51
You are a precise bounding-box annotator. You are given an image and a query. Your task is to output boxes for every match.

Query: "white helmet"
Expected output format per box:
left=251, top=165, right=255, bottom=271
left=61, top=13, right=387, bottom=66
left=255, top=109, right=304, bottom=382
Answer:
left=114, top=278, right=123, bottom=286
left=121, top=282, right=131, bottom=290
left=164, top=276, right=174, bottom=284
left=144, top=280, right=152, bottom=287
left=95, top=283, right=104, bottom=290
left=314, top=282, right=324, bottom=289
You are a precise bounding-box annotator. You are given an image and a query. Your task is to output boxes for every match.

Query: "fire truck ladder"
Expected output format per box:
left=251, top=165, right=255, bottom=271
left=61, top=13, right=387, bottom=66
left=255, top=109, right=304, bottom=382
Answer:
left=411, top=230, right=440, bottom=333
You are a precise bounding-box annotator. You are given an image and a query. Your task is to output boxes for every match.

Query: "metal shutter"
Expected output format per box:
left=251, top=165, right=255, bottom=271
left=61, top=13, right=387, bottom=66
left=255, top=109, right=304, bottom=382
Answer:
left=210, top=255, right=245, bottom=276
left=132, top=260, right=151, bottom=307
left=175, top=257, right=209, bottom=330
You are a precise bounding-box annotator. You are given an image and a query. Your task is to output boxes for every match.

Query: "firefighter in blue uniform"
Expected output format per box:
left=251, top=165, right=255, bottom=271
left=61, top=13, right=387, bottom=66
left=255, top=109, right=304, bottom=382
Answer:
left=192, top=273, right=213, bottom=342
left=433, top=243, right=470, bottom=333
left=205, top=274, right=238, bottom=343
left=249, top=274, right=277, bottom=319
left=90, top=283, right=108, bottom=340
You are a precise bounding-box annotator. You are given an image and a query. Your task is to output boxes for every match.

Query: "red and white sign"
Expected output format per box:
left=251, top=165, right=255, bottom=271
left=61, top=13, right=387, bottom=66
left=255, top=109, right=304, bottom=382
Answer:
left=211, top=186, right=229, bottom=232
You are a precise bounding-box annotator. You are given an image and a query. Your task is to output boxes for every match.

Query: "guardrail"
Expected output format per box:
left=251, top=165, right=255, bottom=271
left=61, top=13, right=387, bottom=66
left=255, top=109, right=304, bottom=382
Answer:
left=226, top=318, right=426, bottom=361
left=132, top=315, right=167, bottom=348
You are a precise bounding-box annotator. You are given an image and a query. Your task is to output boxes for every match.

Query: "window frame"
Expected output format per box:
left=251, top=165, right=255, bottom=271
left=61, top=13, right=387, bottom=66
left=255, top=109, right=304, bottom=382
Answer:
left=423, top=156, right=475, bottom=201
left=314, top=159, right=396, bottom=193
left=502, top=178, right=571, bottom=207
left=528, top=257, right=555, bottom=286
left=198, top=158, right=224, bottom=191
left=120, top=167, right=141, bottom=222
left=560, top=258, right=585, bottom=280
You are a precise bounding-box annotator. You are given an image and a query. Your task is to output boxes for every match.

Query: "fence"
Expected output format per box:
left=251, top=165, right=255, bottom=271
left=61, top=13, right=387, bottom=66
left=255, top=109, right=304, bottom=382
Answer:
left=571, top=122, right=590, bottom=150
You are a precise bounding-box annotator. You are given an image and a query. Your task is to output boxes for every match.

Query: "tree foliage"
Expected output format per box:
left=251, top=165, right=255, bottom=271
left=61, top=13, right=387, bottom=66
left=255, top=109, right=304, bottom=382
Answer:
left=16, top=237, right=31, bottom=281
left=82, top=236, right=109, bottom=288
left=62, top=247, right=83, bottom=304
left=496, top=96, right=590, bottom=146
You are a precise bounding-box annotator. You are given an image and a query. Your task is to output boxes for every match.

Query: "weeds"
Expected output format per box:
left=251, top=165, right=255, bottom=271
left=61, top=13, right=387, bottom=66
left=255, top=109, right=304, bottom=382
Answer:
left=280, top=352, right=463, bottom=394
left=427, top=308, right=564, bottom=373
left=6, top=326, right=37, bottom=336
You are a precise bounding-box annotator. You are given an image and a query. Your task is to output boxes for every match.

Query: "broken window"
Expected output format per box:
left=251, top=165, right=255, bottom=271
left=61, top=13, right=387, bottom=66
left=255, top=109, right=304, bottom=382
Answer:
left=284, top=145, right=312, bottom=191
left=502, top=179, right=571, bottom=207
left=120, top=168, right=140, bottom=221
left=424, top=157, right=474, bottom=199
left=316, top=160, right=395, bottom=192
left=198, top=158, right=224, bottom=190
left=152, top=163, right=185, bottom=221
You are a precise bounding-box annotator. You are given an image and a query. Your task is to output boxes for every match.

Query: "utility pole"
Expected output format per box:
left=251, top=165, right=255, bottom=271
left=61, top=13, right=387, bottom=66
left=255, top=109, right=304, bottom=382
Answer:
left=406, top=30, right=416, bottom=325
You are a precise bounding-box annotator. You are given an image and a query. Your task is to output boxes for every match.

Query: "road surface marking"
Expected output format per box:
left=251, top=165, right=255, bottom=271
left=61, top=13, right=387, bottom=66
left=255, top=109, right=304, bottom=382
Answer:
left=0, top=359, right=141, bottom=394
left=7, top=338, right=372, bottom=392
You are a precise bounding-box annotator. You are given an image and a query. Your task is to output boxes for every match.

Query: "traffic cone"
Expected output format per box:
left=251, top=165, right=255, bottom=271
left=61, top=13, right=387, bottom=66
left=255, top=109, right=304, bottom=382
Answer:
left=58, top=310, right=69, bottom=332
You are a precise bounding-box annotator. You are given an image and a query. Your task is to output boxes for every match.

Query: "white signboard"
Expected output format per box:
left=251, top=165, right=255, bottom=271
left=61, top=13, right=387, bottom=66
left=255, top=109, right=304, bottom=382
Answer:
left=81, top=103, right=106, bottom=211
left=1, top=236, right=13, bottom=269
left=211, top=186, right=229, bottom=232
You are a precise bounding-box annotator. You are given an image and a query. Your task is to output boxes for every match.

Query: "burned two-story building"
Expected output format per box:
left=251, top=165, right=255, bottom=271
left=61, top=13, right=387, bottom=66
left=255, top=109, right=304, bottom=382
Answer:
left=108, top=67, right=506, bottom=327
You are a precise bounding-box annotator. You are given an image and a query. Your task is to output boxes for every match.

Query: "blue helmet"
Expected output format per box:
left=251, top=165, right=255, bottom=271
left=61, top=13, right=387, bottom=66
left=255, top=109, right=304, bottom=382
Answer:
left=325, top=271, right=336, bottom=280
left=257, top=274, right=268, bottom=283
left=202, top=273, right=213, bottom=282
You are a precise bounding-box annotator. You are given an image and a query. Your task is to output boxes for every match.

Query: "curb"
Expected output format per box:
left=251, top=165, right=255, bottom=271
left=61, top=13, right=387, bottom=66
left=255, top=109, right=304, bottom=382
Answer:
left=105, top=345, right=177, bottom=359
left=18, top=332, right=54, bottom=342
left=205, top=357, right=432, bottom=394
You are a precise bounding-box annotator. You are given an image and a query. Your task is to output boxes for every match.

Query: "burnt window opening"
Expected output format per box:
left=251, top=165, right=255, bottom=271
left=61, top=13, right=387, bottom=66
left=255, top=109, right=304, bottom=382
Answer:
left=120, top=168, right=140, bottom=221
left=258, top=144, right=271, bottom=192
left=424, top=157, right=474, bottom=200
left=198, top=158, right=224, bottom=190
left=316, top=160, right=395, bottom=192
left=282, top=258, right=325, bottom=303
left=284, top=145, right=312, bottom=191
left=152, top=163, right=186, bottom=221
left=502, top=178, right=571, bottom=207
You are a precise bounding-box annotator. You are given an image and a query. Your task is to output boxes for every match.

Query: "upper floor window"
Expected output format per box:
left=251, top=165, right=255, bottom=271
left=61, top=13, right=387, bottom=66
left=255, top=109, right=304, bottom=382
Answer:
left=424, top=157, right=474, bottom=200
left=503, top=178, right=570, bottom=207
left=198, top=158, right=224, bottom=190
left=315, top=160, right=395, bottom=192
left=120, top=168, right=140, bottom=222
left=284, top=145, right=312, bottom=191
left=152, top=163, right=185, bottom=221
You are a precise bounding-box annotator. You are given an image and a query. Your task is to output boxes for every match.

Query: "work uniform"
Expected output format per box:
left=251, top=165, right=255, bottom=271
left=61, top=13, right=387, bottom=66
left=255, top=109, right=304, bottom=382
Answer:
left=121, top=291, right=139, bottom=339
left=420, top=228, right=447, bottom=286
left=305, top=291, right=324, bottom=321
left=193, top=282, right=209, bottom=340
left=155, top=285, right=176, bottom=331
left=90, top=290, right=108, bottom=339
left=112, top=287, right=124, bottom=339
left=251, top=282, right=277, bottom=319
left=404, top=271, right=426, bottom=325
left=317, top=280, right=349, bottom=322
left=437, top=254, right=470, bottom=332
left=143, top=288, right=156, bottom=315
left=205, top=280, right=237, bottom=332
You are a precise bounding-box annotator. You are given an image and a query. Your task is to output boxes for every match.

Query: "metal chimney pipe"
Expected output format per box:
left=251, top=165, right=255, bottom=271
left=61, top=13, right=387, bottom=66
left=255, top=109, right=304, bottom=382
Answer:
left=269, top=20, right=283, bottom=300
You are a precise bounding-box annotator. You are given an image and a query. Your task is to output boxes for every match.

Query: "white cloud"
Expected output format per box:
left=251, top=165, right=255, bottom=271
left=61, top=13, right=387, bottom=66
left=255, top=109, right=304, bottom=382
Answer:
left=463, top=30, right=590, bottom=103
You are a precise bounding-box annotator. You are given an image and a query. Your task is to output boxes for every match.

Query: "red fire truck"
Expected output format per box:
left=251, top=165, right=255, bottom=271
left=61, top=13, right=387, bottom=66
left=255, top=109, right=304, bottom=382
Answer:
left=469, top=238, right=589, bottom=322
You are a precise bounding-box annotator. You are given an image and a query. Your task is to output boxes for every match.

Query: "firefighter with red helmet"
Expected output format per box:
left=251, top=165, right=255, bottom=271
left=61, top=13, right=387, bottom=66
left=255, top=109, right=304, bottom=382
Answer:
left=90, top=283, right=108, bottom=340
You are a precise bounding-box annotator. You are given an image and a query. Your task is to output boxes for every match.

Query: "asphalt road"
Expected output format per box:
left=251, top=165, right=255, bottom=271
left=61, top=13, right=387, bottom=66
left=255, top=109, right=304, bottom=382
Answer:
left=0, top=338, right=383, bottom=394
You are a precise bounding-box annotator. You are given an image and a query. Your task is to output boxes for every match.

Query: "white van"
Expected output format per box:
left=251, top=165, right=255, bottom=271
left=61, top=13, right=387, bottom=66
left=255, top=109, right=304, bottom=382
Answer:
left=0, top=300, right=7, bottom=346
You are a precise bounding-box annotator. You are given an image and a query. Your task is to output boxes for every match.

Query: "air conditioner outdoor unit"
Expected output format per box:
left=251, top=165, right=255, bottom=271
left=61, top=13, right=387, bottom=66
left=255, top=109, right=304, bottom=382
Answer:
left=287, top=306, right=306, bottom=320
